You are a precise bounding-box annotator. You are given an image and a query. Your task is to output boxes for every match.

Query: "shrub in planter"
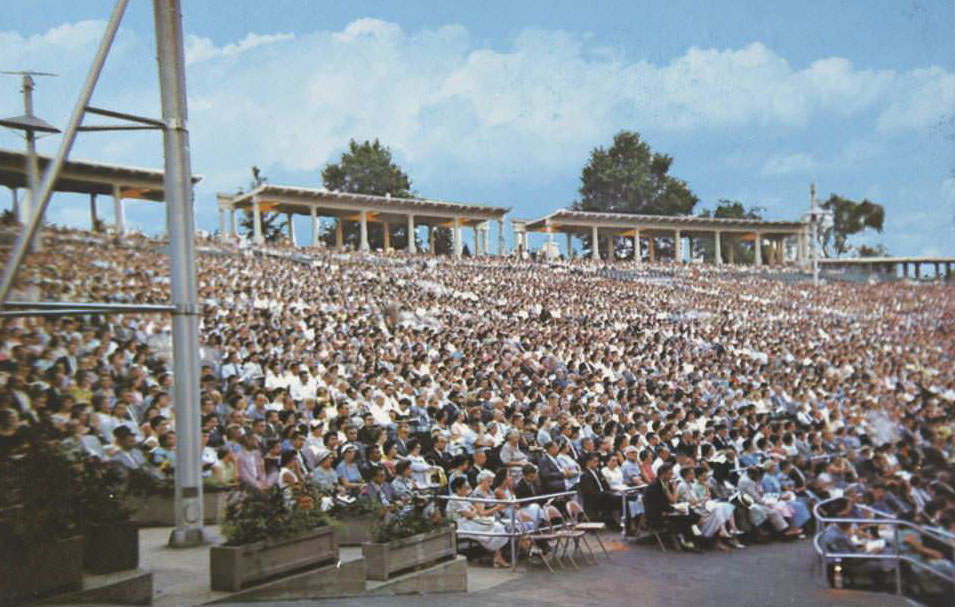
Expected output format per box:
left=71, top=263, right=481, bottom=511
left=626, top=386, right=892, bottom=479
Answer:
left=0, top=426, right=83, bottom=604
left=362, top=495, right=454, bottom=580
left=330, top=496, right=382, bottom=546
left=210, top=486, right=336, bottom=591
left=76, top=457, right=138, bottom=574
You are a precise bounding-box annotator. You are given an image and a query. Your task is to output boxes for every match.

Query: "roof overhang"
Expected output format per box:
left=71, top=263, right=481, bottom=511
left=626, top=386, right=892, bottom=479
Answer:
left=0, top=147, right=202, bottom=202
left=524, top=208, right=805, bottom=235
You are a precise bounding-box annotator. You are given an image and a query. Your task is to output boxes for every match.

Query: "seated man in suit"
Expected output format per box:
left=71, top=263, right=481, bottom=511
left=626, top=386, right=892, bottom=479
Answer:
left=515, top=463, right=542, bottom=501
left=643, top=462, right=701, bottom=551
left=821, top=518, right=894, bottom=590
left=538, top=440, right=572, bottom=494
left=579, top=453, right=620, bottom=530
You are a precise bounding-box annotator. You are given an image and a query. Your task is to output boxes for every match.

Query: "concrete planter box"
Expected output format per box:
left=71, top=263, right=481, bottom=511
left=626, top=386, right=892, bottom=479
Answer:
left=125, top=487, right=227, bottom=526
left=210, top=526, right=337, bottom=592
left=0, top=535, right=83, bottom=606
left=362, top=527, right=456, bottom=581
left=333, top=514, right=376, bottom=546
left=83, top=521, right=139, bottom=574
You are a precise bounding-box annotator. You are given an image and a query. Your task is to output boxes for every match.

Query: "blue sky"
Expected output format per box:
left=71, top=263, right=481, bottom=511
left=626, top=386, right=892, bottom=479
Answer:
left=1, top=0, right=953, bottom=255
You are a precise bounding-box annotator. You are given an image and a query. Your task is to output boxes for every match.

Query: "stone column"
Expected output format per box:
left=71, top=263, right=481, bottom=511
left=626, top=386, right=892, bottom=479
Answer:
left=473, top=225, right=480, bottom=256
left=407, top=214, right=416, bottom=253
left=90, top=193, right=99, bottom=231
left=229, top=207, right=236, bottom=238
left=482, top=227, right=489, bottom=257
left=10, top=188, right=19, bottom=223
left=383, top=221, right=391, bottom=250
left=310, top=207, right=319, bottom=247
left=286, top=212, right=295, bottom=246
left=591, top=225, right=599, bottom=261
left=934, top=262, right=941, bottom=279
left=453, top=218, right=462, bottom=257
left=648, top=236, right=656, bottom=263
left=335, top=219, right=344, bottom=250
left=633, top=228, right=641, bottom=263
left=714, top=230, right=722, bottom=265
left=252, top=198, right=263, bottom=244
left=113, top=184, right=126, bottom=236
left=359, top=209, right=369, bottom=251
left=674, top=229, right=682, bottom=262
left=914, top=263, right=921, bottom=279
left=727, top=236, right=736, bottom=264
left=566, top=232, right=573, bottom=258
left=429, top=225, right=436, bottom=255
left=498, top=219, right=505, bottom=256
left=218, top=206, right=226, bottom=240
left=754, top=232, right=762, bottom=266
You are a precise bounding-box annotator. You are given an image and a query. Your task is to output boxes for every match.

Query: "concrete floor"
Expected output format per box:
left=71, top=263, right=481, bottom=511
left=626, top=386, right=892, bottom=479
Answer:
left=216, top=537, right=911, bottom=607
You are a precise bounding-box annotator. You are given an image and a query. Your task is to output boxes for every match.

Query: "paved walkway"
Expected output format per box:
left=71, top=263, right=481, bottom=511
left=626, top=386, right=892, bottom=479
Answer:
left=219, top=537, right=909, bottom=607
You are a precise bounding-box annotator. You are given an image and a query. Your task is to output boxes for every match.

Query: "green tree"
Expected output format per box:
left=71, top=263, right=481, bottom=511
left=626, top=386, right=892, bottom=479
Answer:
left=238, top=166, right=287, bottom=242
left=320, top=139, right=418, bottom=251
left=818, top=194, right=885, bottom=257
left=857, top=244, right=889, bottom=258
left=572, top=131, right=698, bottom=257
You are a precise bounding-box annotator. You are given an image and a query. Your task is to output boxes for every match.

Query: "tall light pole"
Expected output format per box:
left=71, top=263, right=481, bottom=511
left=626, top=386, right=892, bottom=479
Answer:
left=0, top=71, right=60, bottom=252
left=804, top=182, right=833, bottom=286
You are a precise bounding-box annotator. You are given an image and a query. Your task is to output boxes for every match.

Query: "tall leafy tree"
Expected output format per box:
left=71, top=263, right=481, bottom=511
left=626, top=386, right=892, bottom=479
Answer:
left=319, top=139, right=421, bottom=251
left=572, top=131, right=698, bottom=257
left=818, top=194, right=885, bottom=257
left=238, top=166, right=287, bottom=242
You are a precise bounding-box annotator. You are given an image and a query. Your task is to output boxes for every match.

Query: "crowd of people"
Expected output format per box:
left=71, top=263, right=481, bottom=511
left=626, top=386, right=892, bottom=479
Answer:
left=0, top=227, right=952, bottom=583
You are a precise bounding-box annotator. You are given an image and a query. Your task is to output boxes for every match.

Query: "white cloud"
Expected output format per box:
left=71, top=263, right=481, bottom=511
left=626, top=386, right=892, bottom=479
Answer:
left=761, top=153, right=818, bottom=176
left=1, top=18, right=952, bottom=241
left=184, top=32, right=294, bottom=66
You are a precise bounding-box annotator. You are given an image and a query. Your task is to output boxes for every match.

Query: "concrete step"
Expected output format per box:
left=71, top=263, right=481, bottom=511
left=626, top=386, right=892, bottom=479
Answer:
left=36, top=569, right=152, bottom=606
left=203, top=558, right=366, bottom=604
left=365, top=555, right=468, bottom=596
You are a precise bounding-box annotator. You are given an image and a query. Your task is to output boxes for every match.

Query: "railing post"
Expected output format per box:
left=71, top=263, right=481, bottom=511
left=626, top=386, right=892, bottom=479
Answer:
left=510, top=502, right=518, bottom=571
left=893, top=524, right=901, bottom=595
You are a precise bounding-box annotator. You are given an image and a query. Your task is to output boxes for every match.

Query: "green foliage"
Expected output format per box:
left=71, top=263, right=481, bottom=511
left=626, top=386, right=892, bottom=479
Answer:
left=75, top=457, right=131, bottom=526
left=221, top=486, right=332, bottom=546
left=857, top=244, right=890, bottom=258
left=370, top=495, right=446, bottom=544
left=698, top=199, right=764, bottom=220
left=818, top=194, right=885, bottom=257
left=319, top=139, right=416, bottom=251
left=572, top=130, right=698, bottom=257
left=0, top=426, right=79, bottom=547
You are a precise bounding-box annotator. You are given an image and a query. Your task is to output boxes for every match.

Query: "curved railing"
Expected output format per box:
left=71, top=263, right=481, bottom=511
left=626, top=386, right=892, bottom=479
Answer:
left=811, top=496, right=955, bottom=598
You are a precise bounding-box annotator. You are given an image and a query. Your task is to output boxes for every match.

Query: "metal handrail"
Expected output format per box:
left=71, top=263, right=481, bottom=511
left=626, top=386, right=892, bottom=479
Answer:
left=435, top=490, right=578, bottom=570
left=812, top=496, right=955, bottom=596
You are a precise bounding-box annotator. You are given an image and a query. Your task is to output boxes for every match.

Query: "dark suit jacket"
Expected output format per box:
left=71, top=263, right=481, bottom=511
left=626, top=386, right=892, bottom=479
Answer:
left=515, top=477, right=541, bottom=502
left=578, top=468, right=610, bottom=516
left=538, top=454, right=566, bottom=494
left=642, top=478, right=673, bottom=528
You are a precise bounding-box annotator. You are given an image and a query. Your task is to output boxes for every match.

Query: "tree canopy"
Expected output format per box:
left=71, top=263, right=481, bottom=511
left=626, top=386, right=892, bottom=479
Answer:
left=698, top=199, right=764, bottom=220
left=319, top=139, right=417, bottom=250
left=572, top=131, right=698, bottom=216
left=818, top=194, right=885, bottom=257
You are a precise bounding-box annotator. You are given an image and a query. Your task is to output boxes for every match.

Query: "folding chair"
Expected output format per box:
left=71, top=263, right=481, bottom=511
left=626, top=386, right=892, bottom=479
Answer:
left=566, top=500, right=611, bottom=561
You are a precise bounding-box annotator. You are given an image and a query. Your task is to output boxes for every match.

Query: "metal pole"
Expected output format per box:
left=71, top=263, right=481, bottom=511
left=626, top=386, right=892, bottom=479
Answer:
left=22, top=75, right=42, bottom=252
left=893, top=524, right=901, bottom=594
left=0, top=0, right=129, bottom=304
left=510, top=504, right=517, bottom=571
left=154, top=0, right=205, bottom=547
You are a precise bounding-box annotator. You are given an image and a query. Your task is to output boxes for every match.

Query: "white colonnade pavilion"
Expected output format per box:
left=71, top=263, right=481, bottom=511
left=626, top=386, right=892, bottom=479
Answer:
left=518, top=209, right=809, bottom=266
left=219, top=184, right=510, bottom=257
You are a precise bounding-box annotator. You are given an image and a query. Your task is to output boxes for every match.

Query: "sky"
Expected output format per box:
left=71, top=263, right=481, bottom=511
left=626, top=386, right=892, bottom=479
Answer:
left=1, top=0, right=953, bottom=255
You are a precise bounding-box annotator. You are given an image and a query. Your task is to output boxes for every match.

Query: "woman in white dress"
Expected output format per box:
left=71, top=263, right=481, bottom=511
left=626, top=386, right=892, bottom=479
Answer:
left=447, top=477, right=510, bottom=567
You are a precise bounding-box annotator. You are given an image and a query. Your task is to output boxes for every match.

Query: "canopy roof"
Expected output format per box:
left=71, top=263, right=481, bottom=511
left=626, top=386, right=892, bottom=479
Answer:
left=224, top=184, right=510, bottom=227
left=523, top=208, right=805, bottom=235
left=0, top=147, right=201, bottom=202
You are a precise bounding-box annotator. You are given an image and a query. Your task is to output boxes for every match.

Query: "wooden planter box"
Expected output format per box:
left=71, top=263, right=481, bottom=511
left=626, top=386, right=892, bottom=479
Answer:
left=83, top=521, right=139, bottom=574
left=333, top=514, right=375, bottom=546
left=362, top=527, right=456, bottom=581
left=210, top=526, right=337, bottom=592
left=125, top=487, right=226, bottom=526
left=0, top=535, right=83, bottom=606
